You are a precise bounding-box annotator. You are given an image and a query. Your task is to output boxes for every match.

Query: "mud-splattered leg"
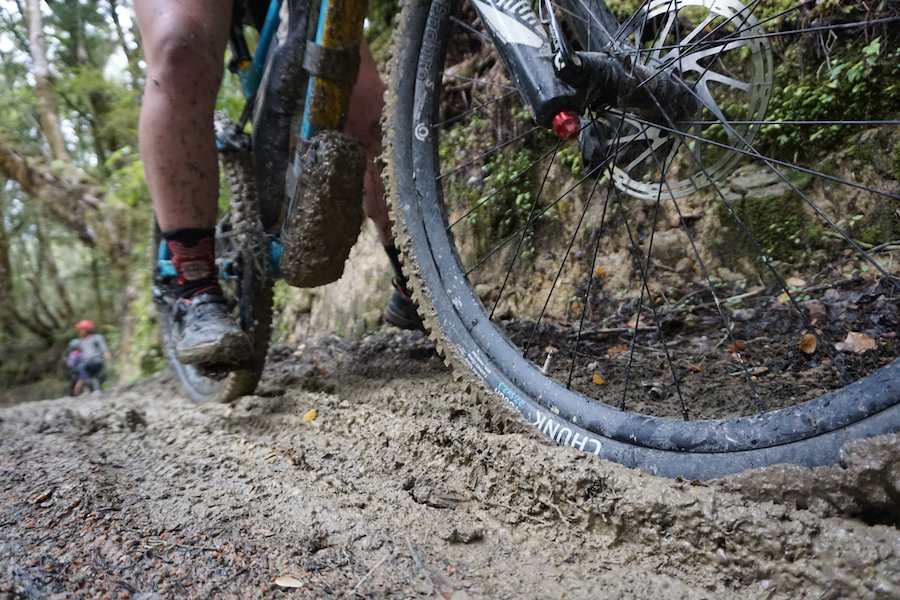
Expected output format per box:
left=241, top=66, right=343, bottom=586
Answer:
left=346, top=44, right=391, bottom=246
left=347, top=45, right=424, bottom=330
left=135, top=0, right=232, bottom=231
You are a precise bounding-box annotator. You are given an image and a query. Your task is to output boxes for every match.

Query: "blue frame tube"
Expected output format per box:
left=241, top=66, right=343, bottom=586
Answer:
left=240, top=0, right=284, bottom=99
left=299, top=0, right=331, bottom=139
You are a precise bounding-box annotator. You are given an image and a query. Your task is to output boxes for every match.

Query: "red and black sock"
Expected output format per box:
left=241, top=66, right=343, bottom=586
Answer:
left=163, top=228, right=221, bottom=300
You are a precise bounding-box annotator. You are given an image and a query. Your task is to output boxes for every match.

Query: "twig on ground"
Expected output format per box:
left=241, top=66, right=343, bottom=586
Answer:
left=346, top=550, right=391, bottom=598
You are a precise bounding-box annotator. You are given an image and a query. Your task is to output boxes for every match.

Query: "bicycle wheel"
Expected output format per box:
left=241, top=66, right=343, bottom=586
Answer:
left=384, top=0, right=900, bottom=478
left=152, top=119, right=274, bottom=404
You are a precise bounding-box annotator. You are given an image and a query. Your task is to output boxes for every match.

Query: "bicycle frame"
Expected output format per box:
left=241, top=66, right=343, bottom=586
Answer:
left=223, top=0, right=690, bottom=237
left=229, top=0, right=365, bottom=138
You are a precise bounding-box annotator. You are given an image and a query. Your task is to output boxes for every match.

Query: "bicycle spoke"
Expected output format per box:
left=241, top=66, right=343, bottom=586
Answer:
left=447, top=117, right=600, bottom=230
left=554, top=0, right=616, bottom=42
left=636, top=14, right=900, bottom=54
left=649, top=0, right=678, bottom=63
left=632, top=0, right=763, bottom=92
left=464, top=152, right=619, bottom=276
left=679, top=119, right=900, bottom=126
left=619, top=94, right=813, bottom=325
left=613, top=0, right=654, bottom=43
left=490, top=141, right=562, bottom=319
left=567, top=112, right=629, bottom=388
left=669, top=78, right=899, bottom=285
left=448, top=144, right=559, bottom=230
left=432, top=89, right=520, bottom=129
left=524, top=116, right=609, bottom=352
left=437, top=126, right=541, bottom=181
left=442, top=73, right=518, bottom=93
left=618, top=138, right=688, bottom=418
left=636, top=131, right=765, bottom=410
left=450, top=15, right=492, bottom=42
left=610, top=111, right=900, bottom=203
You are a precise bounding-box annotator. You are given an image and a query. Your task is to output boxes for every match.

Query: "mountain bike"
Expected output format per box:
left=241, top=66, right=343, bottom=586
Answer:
left=155, top=0, right=900, bottom=479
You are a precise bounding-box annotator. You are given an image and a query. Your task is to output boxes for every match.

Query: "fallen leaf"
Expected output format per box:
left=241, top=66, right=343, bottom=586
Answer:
left=785, top=276, right=806, bottom=289
left=592, top=373, right=605, bottom=385
left=777, top=292, right=790, bottom=305
left=687, top=363, right=704, bottom=373
left=726, top=340, right=747, bottom=354
left=606, top=343, right=629, bottom=358
left=30, top=489, right=54, bottom=505
left=594, top=266, right=608, bottom=279
left=834, top=332, right=876, bottom=354
left=274, top=575, right=304, bottom=589
left=302, top=409, right=318, bottom=423
left=749, top=366, right=769, bottom=376
left=798, top=333, right=817, bottom=355
left=802, top=300, right=827, bottom=323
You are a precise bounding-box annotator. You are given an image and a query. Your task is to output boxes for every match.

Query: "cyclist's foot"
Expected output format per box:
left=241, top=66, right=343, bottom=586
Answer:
left=383, top=282, right=425, bottom=331
left=173, top=292, right=251, bottom=365
left=163, top=229, right=251, bottom=366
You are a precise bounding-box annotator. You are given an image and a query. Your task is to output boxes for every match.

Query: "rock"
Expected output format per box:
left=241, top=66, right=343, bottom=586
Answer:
left=675, top=257, right=694, bottom=273
left=474, top=284, right=494, bottom=301
left=440, top=526, right=484, bottom=544
left=743, top=181, right=792, bottom=201
left=649, top=229, right=690, bottom=264
left=731, top=308, right=756, bottom=322
left=730, top=168, right=780, bottom=192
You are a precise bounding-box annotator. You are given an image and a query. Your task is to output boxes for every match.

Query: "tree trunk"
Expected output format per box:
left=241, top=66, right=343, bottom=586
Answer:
left=0, top=136, right=99, bottom=245
left=25, top=0, right=70, bottom=162
left=108, top=0, right=142, bottom=90
left=35, top=210, right=76, bottom=321
left=0, top=189, right=16, bottom=336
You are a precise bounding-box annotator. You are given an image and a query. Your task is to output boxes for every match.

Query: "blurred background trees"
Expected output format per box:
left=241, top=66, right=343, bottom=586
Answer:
left=0, top=0, right=154, bottom=398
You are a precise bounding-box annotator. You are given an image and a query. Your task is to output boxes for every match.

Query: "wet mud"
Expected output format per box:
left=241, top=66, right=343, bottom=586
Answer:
left=280, top=131, right=366, bottom=288
left=2, top=329, right=899, bottom=598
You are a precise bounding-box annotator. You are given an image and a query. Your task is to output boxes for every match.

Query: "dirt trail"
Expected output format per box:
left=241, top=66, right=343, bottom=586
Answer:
left=2, top=330, right=899, bottom=599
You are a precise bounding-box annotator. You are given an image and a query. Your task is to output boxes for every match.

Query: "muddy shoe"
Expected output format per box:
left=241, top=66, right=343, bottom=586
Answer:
left=173, top=293, right=252, bottom=366
left=383, top=283, right=425, bottom=331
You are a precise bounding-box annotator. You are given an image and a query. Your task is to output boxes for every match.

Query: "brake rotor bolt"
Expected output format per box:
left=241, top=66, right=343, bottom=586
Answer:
left=552, top=111, right=580, bottom=140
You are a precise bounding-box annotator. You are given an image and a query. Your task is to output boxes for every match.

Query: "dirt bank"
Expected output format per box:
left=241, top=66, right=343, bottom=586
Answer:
left=2, top=329, right=899, bottom=599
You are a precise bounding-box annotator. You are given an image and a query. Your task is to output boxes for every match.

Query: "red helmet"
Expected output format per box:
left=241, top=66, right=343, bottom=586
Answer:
left=75, top=320, right=95, bottom=333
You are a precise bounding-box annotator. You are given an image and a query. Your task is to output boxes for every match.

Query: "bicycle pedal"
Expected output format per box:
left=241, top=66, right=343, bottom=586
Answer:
left=280, top=130, right=366, bottom=288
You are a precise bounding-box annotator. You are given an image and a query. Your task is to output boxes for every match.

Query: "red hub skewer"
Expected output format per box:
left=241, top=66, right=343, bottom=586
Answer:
left=552, top=110, right=580, bottom=140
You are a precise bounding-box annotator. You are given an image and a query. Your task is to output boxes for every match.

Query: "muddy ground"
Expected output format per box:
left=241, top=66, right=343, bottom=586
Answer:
left=2, top=329, right=900, bottom=599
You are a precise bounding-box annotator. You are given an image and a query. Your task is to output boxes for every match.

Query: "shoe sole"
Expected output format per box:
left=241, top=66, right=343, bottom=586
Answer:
left=175, top=331, right=253, bottom=367
left=383, top=305, right=425, bottom=331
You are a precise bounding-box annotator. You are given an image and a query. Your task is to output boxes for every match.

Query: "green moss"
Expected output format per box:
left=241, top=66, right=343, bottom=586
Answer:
left=130, top=274, right=165, bottom=379
left=604, top=0, right=642, bottom=20
left=714, top=191, right=820, bottom=266
left=557, top=144, right=583, bottom=178
left=854, top=202, right=900, bottom=247
left=892, top=143, right=900, bottom=182
left=365, top=0, right=399, bottom=63
left=760, top=38, right=900, bottom=158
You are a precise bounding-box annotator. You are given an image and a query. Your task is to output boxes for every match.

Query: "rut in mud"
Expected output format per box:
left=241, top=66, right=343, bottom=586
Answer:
left=2, top=329, right=900, bottom=599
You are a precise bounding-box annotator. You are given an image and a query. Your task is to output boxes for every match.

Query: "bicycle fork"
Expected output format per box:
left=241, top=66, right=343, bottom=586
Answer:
left=473, top=0, right=696, bottom=139
left=299, top=0, right=368, bottom=138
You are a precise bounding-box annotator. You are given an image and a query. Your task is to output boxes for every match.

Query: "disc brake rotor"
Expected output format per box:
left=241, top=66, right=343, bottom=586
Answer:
left=605, top=0, right=774, bottom=201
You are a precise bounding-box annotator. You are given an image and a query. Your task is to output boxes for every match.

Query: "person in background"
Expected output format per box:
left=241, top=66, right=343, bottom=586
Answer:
left=71, top=320, right=112, bottom=394
left=64, top=339, right=83, bottom=396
